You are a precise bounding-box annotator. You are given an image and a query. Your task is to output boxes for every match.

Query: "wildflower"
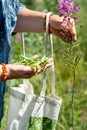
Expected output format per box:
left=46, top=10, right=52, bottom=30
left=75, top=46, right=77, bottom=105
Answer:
left=58, top=0, right=73, bottom=14
left=57, top=0, right=80, bottom=21
left=74, top=5, right=80, bottom=13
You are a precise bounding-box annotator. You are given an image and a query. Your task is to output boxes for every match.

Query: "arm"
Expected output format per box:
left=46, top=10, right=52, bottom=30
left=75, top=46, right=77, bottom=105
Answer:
left=14, top=8, right=77, bottom=42
left=0, top=58, right=53, bottom=81
left=14, top=9, right=46, bottom=33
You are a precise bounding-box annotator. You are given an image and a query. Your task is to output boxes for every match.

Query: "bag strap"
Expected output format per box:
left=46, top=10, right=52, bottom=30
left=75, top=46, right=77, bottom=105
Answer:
left=40, top=12, right=55, bottom=96
left=21, top=33, right=34, bottom=95
left=21, top=32, right=28, bottom=84
left=50, top=34, right=55, bottom=95
left=21, top=33, right=26, bottom=57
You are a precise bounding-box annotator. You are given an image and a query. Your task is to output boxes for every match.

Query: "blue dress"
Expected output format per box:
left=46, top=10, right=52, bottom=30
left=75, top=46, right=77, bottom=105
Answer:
left=0, top=0, right=26, bottom=125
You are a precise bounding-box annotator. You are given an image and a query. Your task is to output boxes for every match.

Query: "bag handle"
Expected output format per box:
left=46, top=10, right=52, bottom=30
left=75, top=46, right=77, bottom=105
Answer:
left=21, top=33, right=26, bottom=57
left=21, top=32, right=28, bottom=85
left=50, top=34, right=55, bottom=95
left=40, top=12, right=55, bottom=96
left=21, top=33, right=34, bottom=96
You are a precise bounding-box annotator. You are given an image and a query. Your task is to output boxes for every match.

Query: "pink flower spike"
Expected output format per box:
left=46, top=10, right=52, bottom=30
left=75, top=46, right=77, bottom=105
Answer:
left=57, top=0, right=64, bottom=5
left=74, top=6, right=80, bottom=13
left=57, top=0, right=80, bottom=23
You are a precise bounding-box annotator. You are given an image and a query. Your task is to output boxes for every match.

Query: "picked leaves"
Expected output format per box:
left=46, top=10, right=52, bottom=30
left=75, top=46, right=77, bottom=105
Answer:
left=16, top=55, right=48, bottom=69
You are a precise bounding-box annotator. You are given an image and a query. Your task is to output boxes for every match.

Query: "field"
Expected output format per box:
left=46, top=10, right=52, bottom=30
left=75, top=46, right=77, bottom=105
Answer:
left=0, top=0, right=87, bottom=130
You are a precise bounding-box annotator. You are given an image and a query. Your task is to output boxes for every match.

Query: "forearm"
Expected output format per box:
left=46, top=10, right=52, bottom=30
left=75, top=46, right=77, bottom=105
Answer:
left=0, top=58, right=53, bottom=81
left=0, top=64, right=35, bottom=81
left=14, top=9, right=46, bottom=33
left=14, top=9, right=63, bottom=33
left=14, top=8, right=76, bottom=42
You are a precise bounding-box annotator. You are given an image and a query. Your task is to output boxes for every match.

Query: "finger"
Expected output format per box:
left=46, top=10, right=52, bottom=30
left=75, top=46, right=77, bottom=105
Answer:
left=61, top=18, right=77, bottom=42
left=45, top=58, right=53, bottom=68
left=50, top=26, right=72, bottom=43
left=44, top=62, right=53, bottom=69
left=32, top=55, right=39, bottom=59
left=61, top=20, right=70, bottom=32
left=47, top=58, right=53, bottom=63
left=36, top=59, right=53, bottom=74
left=70, top=19, right=77, bottom=42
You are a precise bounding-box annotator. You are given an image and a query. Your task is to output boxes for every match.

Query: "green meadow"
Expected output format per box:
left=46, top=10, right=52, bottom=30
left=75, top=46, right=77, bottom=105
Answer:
left=1, top=0, right=87, bottom=130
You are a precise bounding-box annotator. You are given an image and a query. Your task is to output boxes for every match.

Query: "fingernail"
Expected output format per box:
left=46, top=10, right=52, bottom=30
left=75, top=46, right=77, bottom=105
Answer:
left=73, top=35, right=77, bottom=42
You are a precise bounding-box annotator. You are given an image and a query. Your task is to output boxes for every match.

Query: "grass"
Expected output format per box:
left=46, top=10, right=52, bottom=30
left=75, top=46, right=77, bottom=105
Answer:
left=0, top=0, right=87, bottom=130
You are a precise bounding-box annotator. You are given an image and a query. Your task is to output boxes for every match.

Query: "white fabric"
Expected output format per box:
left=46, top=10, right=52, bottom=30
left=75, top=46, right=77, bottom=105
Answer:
left=6, top=80, right=34, bottom=130
left=6, top=12, right=62, bottom=130
left=6, top=85, right=62, bottom=130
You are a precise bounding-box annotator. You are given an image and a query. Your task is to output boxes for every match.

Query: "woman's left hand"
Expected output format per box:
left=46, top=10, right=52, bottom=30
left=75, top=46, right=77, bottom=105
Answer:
left=6, top=58, right=53, bottom=80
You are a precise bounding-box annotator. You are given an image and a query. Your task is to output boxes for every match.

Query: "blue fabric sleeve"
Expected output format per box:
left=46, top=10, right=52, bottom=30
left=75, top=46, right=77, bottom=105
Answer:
left=14, top=0, right=26, bottom=15
left=0, top=0, right=26, bottom=125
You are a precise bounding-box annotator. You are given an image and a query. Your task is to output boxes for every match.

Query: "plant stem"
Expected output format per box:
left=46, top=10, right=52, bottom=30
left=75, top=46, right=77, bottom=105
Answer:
left=72, top=66, right=76, bottom=130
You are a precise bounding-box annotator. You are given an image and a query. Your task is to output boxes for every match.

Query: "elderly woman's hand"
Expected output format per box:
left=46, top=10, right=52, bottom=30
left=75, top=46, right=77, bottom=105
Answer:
left=15, top=9, right=76, bottom=43
left=49, top=14, right=77, bottom=43
left=4, top=58, right=53, bottom=81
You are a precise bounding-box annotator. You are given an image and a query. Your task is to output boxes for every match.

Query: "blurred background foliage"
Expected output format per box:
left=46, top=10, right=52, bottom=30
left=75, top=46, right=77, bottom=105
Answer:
left=1, top=0, right=87, bottom=130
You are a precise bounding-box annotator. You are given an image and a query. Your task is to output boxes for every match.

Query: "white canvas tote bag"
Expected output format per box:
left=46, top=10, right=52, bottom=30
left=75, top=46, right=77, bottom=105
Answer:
left=6, top=12, right=62, bottom=130
left=6, top=80, right=34, bottom=130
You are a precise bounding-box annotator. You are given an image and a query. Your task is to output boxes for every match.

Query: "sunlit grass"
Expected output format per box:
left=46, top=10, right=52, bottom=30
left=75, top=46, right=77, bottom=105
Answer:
left=0, top=0, right=87, bottom=130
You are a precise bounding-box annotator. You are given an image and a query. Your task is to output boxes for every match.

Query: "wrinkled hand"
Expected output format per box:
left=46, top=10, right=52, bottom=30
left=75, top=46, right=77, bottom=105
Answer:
left=6, top=58, right=53, bottom=80
left=31, top=57, right=53, bottom=74
left=50, top=14, right=77, bottom=43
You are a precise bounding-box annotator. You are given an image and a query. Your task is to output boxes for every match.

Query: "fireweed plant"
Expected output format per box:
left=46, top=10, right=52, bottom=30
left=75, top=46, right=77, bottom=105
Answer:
left=57, top=0, right=80, bottom=21
left=62, top=44, right=82, bottom=130
left=57, top=0, right=81, bottom=129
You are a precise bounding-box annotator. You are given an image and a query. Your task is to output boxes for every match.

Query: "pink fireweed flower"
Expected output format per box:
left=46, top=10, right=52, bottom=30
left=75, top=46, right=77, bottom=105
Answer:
left=58, top=0, right=73, bottom=14
left=57, top=0, right=80, bottom=21
left=74, top=5, right=80, bottom=13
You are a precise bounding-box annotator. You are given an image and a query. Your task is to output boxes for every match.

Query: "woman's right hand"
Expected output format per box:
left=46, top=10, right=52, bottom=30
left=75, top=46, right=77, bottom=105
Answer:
left=49, top=14, right=77, bottom=43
